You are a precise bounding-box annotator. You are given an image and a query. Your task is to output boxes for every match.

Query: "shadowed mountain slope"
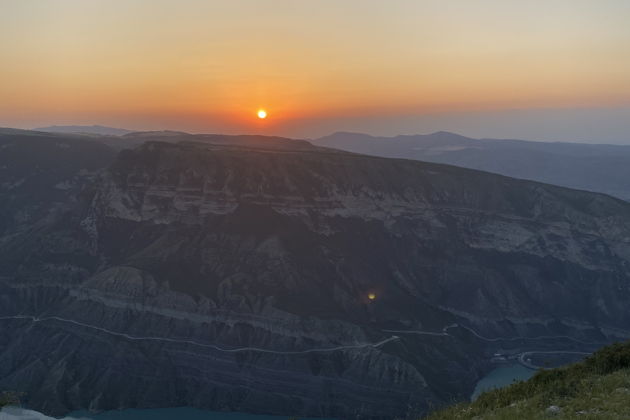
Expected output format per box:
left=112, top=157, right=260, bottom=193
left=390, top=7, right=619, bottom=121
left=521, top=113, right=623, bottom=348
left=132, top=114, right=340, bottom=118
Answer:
left=2, top=138, right=630, bottom=418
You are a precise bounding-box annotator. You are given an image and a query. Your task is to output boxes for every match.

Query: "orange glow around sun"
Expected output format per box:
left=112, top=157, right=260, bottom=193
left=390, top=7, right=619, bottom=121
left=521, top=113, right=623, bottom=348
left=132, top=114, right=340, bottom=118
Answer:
left=257, top=109, right=267, bottom=119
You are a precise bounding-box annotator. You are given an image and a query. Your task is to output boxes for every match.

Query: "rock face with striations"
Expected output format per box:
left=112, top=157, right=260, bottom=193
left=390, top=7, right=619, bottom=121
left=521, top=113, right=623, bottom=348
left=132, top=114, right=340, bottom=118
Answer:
left=2, top=132, right=630, bottom=419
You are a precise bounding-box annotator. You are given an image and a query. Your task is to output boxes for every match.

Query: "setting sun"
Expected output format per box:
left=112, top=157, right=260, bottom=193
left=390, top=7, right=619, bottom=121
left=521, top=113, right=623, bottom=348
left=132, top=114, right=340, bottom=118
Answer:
left=257, top=109, right=267, bottom=119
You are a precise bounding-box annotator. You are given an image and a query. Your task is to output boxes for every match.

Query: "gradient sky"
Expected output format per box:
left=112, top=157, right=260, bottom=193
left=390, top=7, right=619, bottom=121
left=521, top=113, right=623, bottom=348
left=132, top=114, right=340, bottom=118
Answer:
left=2, top=0, right=630, bottom=142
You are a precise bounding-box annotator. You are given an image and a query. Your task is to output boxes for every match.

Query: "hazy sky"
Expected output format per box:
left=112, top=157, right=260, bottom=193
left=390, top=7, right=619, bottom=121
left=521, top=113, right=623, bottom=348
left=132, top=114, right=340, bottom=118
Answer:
left=2, top=0, right=630, bottom=142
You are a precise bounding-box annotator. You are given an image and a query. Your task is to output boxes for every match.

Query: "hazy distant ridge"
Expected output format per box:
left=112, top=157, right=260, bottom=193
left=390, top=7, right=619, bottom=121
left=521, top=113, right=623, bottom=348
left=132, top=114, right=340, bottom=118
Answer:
left=314, top=131, right=630, bottom=201
left=35, top=125, right=133, bottom=136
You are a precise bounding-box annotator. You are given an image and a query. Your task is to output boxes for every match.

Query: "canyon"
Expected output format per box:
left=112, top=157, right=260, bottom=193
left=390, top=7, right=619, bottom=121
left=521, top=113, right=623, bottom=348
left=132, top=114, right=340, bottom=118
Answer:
left=1, top=130, right=630, bottom=419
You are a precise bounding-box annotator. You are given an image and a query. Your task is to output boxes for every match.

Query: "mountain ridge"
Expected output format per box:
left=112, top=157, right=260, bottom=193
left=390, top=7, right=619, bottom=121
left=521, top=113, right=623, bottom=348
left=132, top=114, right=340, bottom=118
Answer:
left=313, top=131, right=630, bottom=200
left=35, top=125, right=133, bottom=136
left=2, top=132, right=630, bottom=418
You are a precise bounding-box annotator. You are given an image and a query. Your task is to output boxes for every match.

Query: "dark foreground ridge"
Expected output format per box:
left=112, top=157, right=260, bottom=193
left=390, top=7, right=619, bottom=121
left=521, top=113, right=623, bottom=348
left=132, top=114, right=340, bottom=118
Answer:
left=425, top=340, right=630, bottom=419
left=2, top=132, right=630, bottom=419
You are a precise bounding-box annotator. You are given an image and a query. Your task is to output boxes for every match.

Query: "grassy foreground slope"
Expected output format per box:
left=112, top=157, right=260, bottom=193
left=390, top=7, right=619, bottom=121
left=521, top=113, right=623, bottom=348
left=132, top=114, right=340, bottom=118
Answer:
left=424, top=342, right=630, bottom=420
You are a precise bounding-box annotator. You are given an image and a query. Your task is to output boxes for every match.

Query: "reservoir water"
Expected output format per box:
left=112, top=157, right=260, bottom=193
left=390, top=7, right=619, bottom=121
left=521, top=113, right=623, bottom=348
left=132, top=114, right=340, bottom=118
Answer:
left=471, top=363, right=535, bottom=401
left=2, top=366, right=536, bottom=419
left=0, top=407, right=335, bottom=420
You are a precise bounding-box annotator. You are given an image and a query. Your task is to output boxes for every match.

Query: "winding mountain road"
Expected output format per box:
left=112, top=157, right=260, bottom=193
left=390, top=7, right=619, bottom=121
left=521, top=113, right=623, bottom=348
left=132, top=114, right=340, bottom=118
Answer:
left=455, top=324, right=600, bottom=345
left=382, top=322, right=598, bottom=370
left=0, top=314, right=399, bottom=355
left=385, top=322, right=603, bottom=345
left=0, top=314, right=601, bottom=366
left=518, top=350, right=592, bottom=370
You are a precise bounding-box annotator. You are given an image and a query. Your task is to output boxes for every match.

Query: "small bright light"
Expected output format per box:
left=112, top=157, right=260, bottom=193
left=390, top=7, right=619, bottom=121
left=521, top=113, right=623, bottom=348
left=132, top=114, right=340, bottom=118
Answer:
left=368, top=293, right=376, bottom=301
left=257, top=109, right=267, bottom=119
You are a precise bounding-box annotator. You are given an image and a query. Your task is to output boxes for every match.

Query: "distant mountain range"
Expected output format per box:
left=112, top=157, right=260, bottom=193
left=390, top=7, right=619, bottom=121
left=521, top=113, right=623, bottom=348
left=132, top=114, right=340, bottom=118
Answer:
left=27, top=126, right=630, bottom=202
left=313, top=131, right=630, bottom=201
left=35, top=125, right=133, bottom=136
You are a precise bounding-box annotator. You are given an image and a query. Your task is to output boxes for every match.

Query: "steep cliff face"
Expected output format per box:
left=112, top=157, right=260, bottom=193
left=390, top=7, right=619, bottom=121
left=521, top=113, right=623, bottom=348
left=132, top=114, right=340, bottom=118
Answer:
left=96, top=142, right=630, bottom=323
left=2, top=138, right=630, bottom=419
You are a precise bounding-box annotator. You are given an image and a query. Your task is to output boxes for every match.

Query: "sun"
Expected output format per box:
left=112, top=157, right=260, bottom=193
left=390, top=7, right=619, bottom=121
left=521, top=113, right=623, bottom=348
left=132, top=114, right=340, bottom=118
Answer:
left=257, top=109, right=267, bottom=119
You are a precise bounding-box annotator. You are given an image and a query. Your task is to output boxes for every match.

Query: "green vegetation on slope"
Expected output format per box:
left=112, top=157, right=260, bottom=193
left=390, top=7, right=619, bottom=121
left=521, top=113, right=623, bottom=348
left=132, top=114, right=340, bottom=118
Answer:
left=0, top=392, right=20, bottom=409
left=425, top=342, right=630, bottom=420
